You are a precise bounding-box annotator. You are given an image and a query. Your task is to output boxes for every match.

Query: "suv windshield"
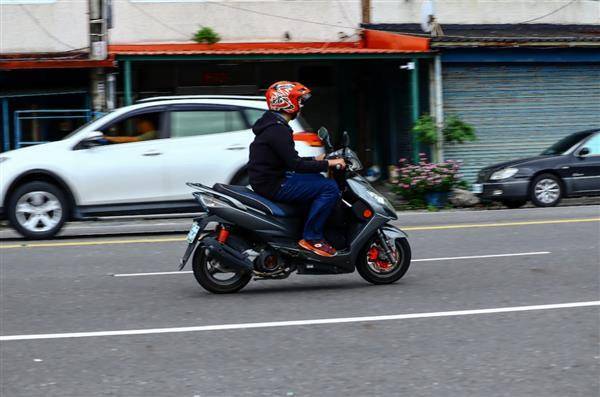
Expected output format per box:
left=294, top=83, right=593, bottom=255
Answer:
left=541, top=131, right=594, bottom=155
left=62, top=112, right=113, bottom=139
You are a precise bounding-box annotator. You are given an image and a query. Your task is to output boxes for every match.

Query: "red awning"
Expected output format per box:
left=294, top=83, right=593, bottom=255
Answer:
left=109, top=30, right=430, bottom=56
left=0, top=30, right=429, bottom=70
left=0, top=52, right=116, bottom=71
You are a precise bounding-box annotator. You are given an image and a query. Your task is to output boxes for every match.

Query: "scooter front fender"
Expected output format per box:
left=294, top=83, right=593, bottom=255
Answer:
left=379, top=224, right=408, bottom=241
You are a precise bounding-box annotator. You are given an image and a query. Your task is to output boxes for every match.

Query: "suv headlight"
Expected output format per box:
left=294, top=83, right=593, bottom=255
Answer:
left=490, top=167, right=519, bottom=180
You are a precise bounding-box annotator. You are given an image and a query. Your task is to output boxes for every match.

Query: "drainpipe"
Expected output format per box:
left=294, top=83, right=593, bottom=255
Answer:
left=410, top=58, right=420, bottom=163
left=124, top=60, right=133, bottom=106
left=433, top=54, right=444, bottom=162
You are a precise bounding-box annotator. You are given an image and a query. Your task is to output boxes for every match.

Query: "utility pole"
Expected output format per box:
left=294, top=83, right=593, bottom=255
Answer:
left=362, top=0, right=371, bottom=24
left=89, top=0, right=108, bottom=62
left=88, top=0, right=114, bottom=112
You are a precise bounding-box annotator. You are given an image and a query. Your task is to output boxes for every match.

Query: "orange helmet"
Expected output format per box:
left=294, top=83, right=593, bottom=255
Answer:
left=265, top=81, right=311, bottom=114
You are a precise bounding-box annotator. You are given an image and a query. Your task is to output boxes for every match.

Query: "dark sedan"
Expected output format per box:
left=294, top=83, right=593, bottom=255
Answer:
left=472, top=129, right=600, bottom=208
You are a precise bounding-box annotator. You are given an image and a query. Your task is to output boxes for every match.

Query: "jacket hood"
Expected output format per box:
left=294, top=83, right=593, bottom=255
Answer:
left=252, top=111, right=291, bottom=136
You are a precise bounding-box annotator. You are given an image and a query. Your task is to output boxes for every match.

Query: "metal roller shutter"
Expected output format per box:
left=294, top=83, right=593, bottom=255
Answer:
left=442, top=64, right=600, bottom=181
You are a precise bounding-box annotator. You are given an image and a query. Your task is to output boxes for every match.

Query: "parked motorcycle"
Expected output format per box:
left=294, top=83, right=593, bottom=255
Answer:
left=178, top=128, right=411, bottom=293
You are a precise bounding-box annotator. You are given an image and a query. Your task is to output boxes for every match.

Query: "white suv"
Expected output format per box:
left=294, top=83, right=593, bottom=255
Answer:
left=0, top=96, right=324, bottom=239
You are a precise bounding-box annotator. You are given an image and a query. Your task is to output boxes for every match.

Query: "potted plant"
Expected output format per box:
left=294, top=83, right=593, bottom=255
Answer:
left=413, top=113, right=476, bottom=146
left=393, top=154, right=462, bottom=208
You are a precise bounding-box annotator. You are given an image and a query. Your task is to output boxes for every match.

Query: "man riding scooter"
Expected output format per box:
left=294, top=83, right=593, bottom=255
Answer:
left=247, top=81, right=346, bottom=257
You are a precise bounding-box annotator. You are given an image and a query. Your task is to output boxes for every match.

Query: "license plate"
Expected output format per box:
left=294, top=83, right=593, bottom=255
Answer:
left=186, top=222, right=201, bottom=243
left=471, top=183, right=483, bottom=194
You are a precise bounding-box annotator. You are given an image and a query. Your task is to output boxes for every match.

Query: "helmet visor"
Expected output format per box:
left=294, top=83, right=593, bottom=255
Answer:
left=298, top=93, right=312, bottom=108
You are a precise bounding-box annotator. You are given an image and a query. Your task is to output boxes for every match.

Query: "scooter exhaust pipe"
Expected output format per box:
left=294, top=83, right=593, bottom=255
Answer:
left=201, top=237, right=254, bottom=271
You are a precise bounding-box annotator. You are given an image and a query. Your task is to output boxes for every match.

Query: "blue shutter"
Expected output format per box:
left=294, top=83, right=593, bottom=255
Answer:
left=442, top=64, right=600, bottom=181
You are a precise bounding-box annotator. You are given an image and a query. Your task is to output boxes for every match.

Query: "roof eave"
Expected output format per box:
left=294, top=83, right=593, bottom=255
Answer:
left=431, top=41, right=600, bottom=49
left=0, top=57, right=117, bottom=71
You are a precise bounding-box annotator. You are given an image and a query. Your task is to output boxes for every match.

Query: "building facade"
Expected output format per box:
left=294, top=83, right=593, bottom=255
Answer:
left=2, top=0, right=599, bottom=179
left=367, top=23, right=600, bottom=180
left=3, top=0, right=599, bottom=52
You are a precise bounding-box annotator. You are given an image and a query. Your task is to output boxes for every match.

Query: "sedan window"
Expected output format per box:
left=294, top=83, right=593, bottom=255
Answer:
left=170, top=110, right=246, bottom=138
left=582, top=134, right=600, bottom=155
left=541, top=131, right=594, bottom=155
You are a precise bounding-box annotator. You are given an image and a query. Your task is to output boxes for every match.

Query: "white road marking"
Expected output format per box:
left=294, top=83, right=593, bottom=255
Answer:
left=111, top=251, right=551, bottom=277
left=412, top=251, right=550, bottom=262
left=1, top=301, right=598, bottom=342
left=113, top=271, right=192, bottom=277
left=63, top=222, right=189, bottom=230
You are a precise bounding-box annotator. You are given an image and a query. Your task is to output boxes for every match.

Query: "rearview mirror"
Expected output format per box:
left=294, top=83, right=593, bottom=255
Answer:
left=577, top=147, right=590, bottom=157
left=317, top=126, right=329, bottom=141
left=342, top=131, right=350, bottom=148
left=317, top=126, right=333, bottom=152
left=77, top=131, right=105, bottom=150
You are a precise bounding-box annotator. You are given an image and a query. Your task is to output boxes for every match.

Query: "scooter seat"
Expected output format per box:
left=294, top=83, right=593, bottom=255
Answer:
left=213, top=184, right=304, bottom=218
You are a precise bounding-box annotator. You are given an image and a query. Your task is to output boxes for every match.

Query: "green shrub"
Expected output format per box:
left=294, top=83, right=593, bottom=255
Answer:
left=443, top=114, right=477, bottom=143
left=412, top=113, right=476, bottom=145
left=193, top=27, right=221, bottom=44
left=413, top=114, right=438, bottom=145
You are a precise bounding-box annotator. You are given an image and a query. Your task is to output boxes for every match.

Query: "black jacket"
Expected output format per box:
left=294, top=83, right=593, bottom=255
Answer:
left=248, top=111, right=328, bottom=199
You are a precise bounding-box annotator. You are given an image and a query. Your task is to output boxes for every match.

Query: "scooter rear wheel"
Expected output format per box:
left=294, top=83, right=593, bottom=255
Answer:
left=356, top=237, right=411, bottom=285
left=192, top=238, right=252, bottom=294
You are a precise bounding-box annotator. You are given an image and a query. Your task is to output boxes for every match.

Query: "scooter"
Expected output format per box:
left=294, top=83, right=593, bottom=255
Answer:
left=178, top=128, right=411, bottom=293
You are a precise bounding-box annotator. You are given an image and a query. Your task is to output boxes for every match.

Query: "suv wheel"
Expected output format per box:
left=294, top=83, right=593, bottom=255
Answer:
left=7, top=181, right=69, bottom=239
left=530, top=174, right=562, bottom=207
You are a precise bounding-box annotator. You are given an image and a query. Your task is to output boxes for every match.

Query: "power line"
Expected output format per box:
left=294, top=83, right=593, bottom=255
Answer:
left=127, top=2, right=190, bottom=38
left=335, top=0, right=357, bottom=28
left=517, top=0, right=578, bottom=24
left=19, top=5, right=79, bottom=50
left=204, top=1, right=358, bottom=31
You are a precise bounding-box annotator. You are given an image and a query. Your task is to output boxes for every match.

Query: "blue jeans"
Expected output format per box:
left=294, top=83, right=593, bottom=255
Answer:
left=274, top=173, right=340, bottom=241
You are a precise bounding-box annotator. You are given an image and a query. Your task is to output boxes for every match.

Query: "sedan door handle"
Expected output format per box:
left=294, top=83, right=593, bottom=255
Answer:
left=142, top=150, right=163, bottom=156
left=226, top=145, right=246, bottom=151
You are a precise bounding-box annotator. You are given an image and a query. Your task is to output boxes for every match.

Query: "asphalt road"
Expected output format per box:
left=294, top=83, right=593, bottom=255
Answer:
left=1, top=206, right=599, bottom=396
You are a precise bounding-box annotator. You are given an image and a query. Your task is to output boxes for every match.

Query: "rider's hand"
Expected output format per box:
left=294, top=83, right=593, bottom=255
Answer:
left=327, top=158, right=346, bottom=169
left=315, top=153, right=326, bottom=161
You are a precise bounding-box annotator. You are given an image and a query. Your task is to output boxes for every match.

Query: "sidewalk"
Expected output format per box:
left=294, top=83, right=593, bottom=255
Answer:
left=1, top=204, right=598, bottom=240
left=375, top=182, right=600, bottom=210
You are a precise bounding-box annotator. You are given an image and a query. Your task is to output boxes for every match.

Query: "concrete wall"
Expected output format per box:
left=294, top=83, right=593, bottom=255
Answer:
left=1, top=0, right=599, bottom=53
left=0, top=1, right=88, bottom=53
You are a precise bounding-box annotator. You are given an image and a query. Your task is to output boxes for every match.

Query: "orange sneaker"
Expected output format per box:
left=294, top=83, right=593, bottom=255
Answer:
left=298, top=239, right=337, bottom=257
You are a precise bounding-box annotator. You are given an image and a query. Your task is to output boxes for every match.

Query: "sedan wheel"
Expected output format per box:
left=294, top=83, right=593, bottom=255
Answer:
left=531, top=174, right=562, bottom=207
left=8, top=181, right=68, bottom=239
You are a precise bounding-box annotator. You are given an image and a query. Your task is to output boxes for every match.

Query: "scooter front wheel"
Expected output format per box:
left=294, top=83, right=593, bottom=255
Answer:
left=192, top=241, right=252, bottom=294
left=356, top=237, right=411, bottom=285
